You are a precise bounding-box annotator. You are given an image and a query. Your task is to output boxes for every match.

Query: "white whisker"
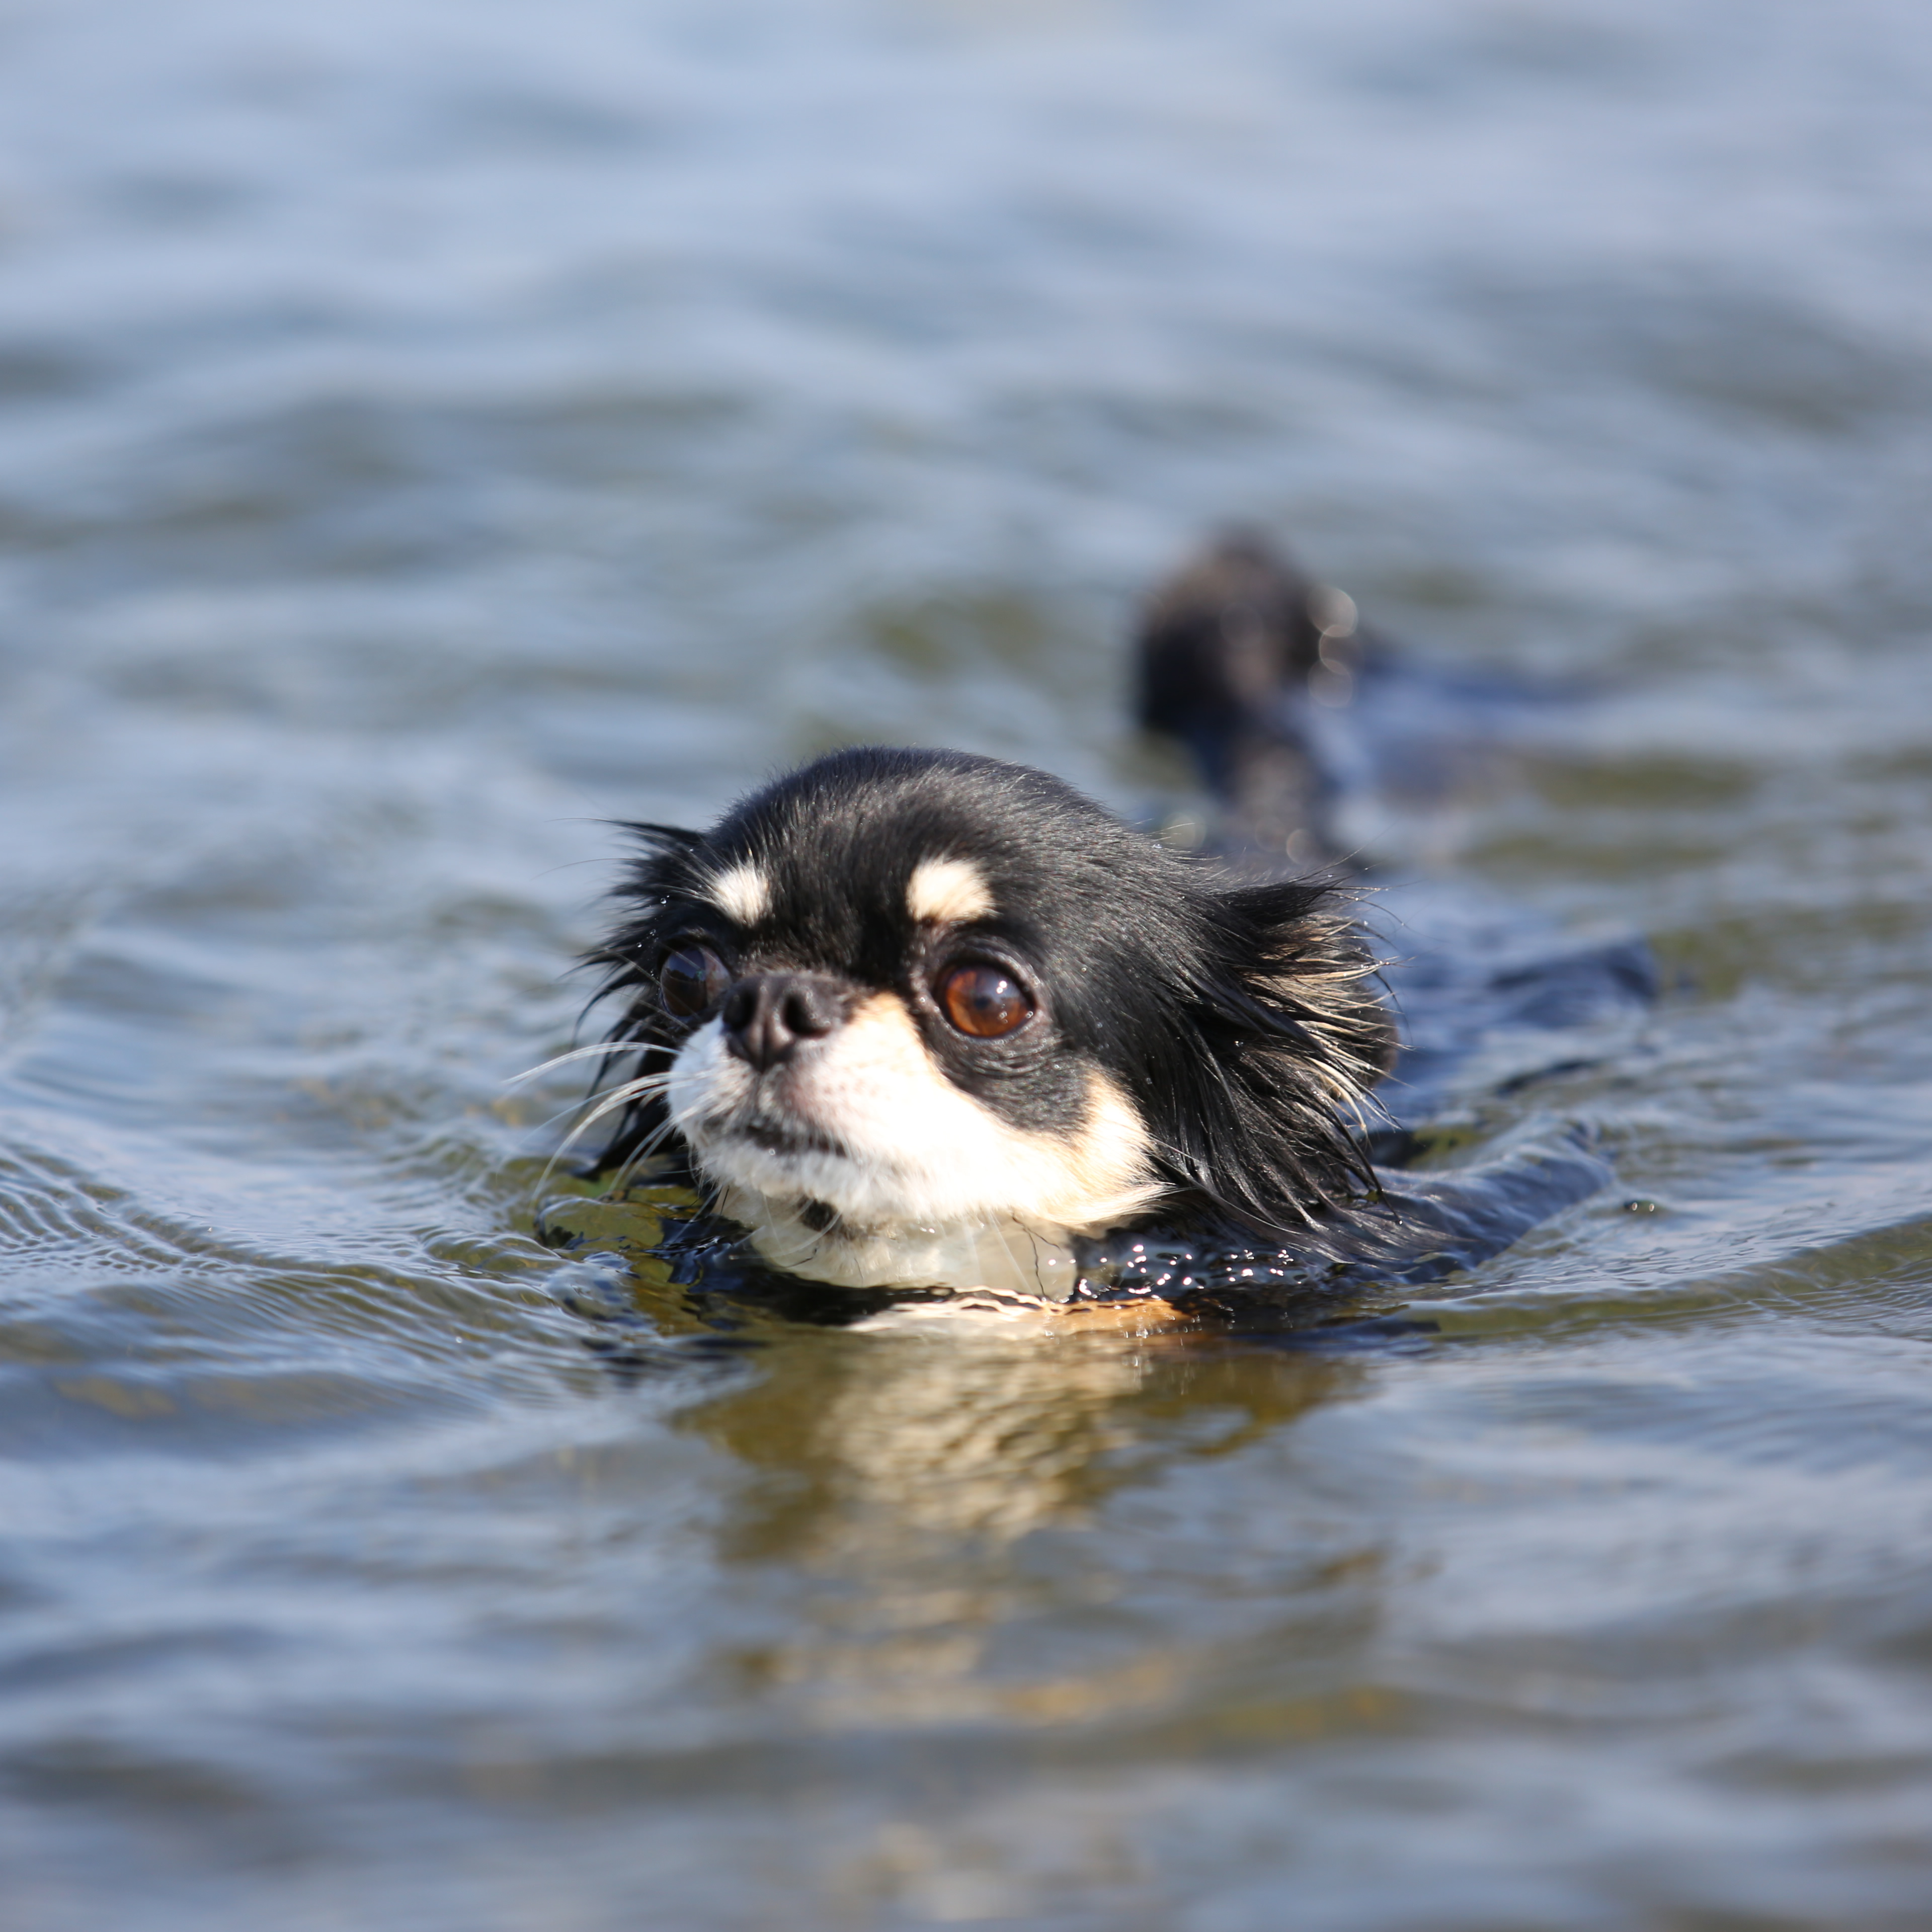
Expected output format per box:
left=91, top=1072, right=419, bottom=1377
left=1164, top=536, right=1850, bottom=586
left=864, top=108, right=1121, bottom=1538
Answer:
left=550, top=1075, right=675, bottom=1159
left=505, top=1040, right=662, bottom=1088
left=980, top=1215, right=1032, bottom=1295
left=606, top=1099, right=707, bottom=1193
left=531, top=1076, right=687, bottom=1192
left=527, top=1070, right=674, bottom=1142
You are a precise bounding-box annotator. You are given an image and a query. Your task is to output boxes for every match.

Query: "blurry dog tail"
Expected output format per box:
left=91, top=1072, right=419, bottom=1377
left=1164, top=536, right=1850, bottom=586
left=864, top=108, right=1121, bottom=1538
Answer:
left=1135, top=530, right=1365, bottom=866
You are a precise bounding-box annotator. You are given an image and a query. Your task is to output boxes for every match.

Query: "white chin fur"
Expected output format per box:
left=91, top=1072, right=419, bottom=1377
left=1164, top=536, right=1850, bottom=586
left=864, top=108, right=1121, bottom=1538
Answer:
left=665, top=996, right=1162, bottom=1292
left=722, top=1191, right=1084, bottom=1298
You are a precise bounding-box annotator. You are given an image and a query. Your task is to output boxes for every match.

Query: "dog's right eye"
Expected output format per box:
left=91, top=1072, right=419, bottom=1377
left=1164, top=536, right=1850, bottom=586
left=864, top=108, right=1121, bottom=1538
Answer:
left=659, top=945, right=729, bottom=1018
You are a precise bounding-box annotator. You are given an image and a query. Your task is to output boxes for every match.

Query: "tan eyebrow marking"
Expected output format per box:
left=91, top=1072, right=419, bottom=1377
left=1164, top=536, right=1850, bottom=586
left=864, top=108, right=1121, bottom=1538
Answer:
left=705, top=861, right=771, bottom=926
left=906, top=856, right=996, bottom=925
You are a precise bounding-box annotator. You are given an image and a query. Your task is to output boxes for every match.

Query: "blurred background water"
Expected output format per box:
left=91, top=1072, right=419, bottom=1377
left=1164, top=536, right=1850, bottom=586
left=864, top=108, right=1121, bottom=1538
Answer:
left=3, top=0, right=1932, bottom=1925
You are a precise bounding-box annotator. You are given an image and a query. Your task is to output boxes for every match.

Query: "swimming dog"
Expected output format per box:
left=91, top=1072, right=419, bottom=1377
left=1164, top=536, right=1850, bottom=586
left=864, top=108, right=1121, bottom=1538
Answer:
left=576, top=538, right=1430, bottom=1300
left=564, top=541, right=1623, bottom=1314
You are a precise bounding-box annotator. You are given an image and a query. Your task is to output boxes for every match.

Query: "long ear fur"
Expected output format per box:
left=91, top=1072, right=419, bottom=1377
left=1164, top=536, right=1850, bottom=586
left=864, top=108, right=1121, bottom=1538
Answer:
left=577, top=823, right=709, bottom=1180
left=1142, top=877, right=1395, bottom=1236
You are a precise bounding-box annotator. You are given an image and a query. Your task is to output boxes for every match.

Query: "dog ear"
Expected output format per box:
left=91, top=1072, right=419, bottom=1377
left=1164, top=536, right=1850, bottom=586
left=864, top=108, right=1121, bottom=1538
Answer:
left=581, top=822, right=709, bottom=997
left=576, top=823, right=712, bottom=1180
left=1214, top=879, right=1395, bottom=1091
left=1144, top=876, right=1394, bottom=1236
left=612, top=820, right=708, bottom=896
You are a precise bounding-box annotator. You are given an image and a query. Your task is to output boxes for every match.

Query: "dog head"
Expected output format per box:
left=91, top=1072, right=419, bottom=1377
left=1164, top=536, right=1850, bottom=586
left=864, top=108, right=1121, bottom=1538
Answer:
left=587, top=748, right=1393, bottom=1291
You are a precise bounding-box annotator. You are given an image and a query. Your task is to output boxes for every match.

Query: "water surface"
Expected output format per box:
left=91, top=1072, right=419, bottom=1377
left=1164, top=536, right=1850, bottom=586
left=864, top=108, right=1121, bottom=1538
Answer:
left=4, top=0, right=1932, bottom=1925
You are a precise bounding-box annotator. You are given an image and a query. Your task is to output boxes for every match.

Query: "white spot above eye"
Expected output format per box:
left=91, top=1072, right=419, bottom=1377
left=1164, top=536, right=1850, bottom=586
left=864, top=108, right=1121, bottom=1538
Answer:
left=706, top=860, right=771, bottom=926
left=906, top=855, right=994, bottom=926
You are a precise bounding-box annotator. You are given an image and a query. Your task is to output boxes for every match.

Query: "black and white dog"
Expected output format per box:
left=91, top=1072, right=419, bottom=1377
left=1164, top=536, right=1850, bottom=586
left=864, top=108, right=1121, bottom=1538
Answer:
left=576, top=537, right=1623, bottom=1310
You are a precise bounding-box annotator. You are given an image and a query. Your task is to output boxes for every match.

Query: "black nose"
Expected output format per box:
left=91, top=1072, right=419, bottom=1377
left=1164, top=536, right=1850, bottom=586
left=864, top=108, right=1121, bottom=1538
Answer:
left=719, top=972, right=848, bottom=1073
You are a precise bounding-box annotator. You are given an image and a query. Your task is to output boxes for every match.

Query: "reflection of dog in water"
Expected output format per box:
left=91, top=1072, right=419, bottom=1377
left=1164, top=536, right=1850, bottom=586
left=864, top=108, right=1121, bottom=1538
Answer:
left=573, top=535, right=1617, bottom=1315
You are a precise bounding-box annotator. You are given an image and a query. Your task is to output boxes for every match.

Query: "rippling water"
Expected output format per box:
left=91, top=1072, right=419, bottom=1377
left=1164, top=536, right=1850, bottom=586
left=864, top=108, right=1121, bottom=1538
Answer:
left=4, top=0, right=1932, bottom=1924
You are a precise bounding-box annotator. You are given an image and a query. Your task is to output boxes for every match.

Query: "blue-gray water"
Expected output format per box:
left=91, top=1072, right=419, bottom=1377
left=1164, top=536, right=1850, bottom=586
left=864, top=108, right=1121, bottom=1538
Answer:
left=4, top=1, right=1932, bottom=1925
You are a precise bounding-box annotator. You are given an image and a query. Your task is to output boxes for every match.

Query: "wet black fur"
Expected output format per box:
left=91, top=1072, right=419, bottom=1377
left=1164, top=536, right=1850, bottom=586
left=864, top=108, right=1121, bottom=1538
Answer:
left=585, top=747, right=1396, bottom=1238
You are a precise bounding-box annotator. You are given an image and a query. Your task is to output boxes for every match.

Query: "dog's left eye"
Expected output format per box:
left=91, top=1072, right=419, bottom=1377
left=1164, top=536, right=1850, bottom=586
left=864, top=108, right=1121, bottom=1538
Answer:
left=660, top=944, right=729, bottom=1018
left=936, top=963, right=1034, bottom=1039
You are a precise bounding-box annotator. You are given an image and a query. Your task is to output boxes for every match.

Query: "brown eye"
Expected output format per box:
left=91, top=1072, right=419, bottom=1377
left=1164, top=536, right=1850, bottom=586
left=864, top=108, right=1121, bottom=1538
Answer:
left=938, top=963, right=1034, bottom=1039
left=659, top=945, right=729, bottom=1019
